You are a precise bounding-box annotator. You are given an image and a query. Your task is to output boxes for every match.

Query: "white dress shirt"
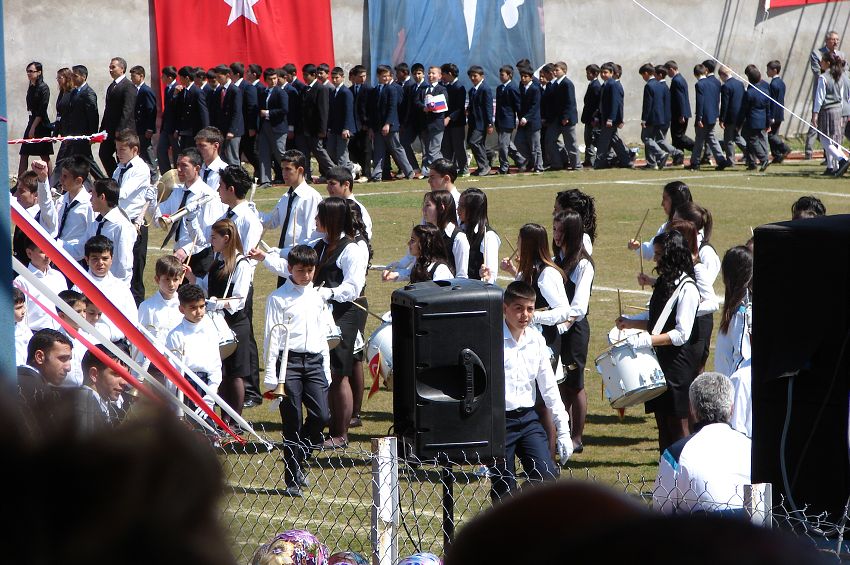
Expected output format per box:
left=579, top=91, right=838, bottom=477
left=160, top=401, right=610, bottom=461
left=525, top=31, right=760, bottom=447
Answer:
left=34, top=180, right=57, bottom=235
left=165, top=317, right=223, bottom=403
left=14, top=264, right=67, bottom=331
left=200, top=157, right=228, bottom=190
left=15, top=321, right=32, bottom=367
left=53, top=189, right=95, bottom=261
left=390, top=222, right=464, bottom=280
left=221, top=200, right=263, bottom=255
left=714, top=299, right=751, bottom=378
left=155, top=177, right=224, bottom=255
left=196, top=255, right=252, bottom=313
left=729, top=360, right=752, bottom=438
left=638, top=222, right=667, bottom=260
left=58, top=326, right=90, bottom=388
left=348, top=195, right=373, bottom=240
left=264, top=278, right=331, bottom=383
left=394, top=261, right=454, bottom=282
left=257, top=181, right=323, bottom=257
left=82, top=206, right=138, bottom=285
left=631, top=274, right=700, bottom=346
left=454, top=226, right=501, bottom=284
left=73, top=271, right=139, bottom=341
left=113, top=155, right=152, bottom=220
left=696, top=239, right=720, bottom=316
left=138, top=291, right=183, bottom=343
left=503, top=322, right=570, bottom=438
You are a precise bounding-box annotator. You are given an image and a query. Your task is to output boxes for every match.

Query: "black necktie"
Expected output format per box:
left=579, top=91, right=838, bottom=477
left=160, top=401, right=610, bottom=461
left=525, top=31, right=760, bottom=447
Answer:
left=173, top=189, right=191, bottom=242
left=107, top=81, right=116, bottom=99
left=117, top=162, right=133, bottom=184
left=202, top=168, right=211, bottom=183
left=95, top=214, right=106, bottom=236
left=278, top=187, right=296, bottom=249
left=226, top=208, right=235, bottom=220
left=58, top=199, right=79, bottom=238
left=355, top=84, right=360, bottom=97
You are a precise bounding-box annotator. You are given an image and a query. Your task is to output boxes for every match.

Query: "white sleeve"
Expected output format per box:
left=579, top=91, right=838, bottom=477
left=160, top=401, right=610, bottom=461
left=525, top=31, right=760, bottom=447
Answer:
left=155, top=187, right=180, bottom=220
left=693, top=263, right=719, bottom=315
left=36, top=181, right=58, bottom=235
left=244, top=216, right=264, bottom=253
left=639, top=223, right=666, bottom=260
left=535, top=333, right=571, bottom=437
left=667, top=282, right=700, bottom=346
left=453, top=232, right=469, bottom=279
left=729, top=363, right=752, bottom=438
left=302, top=193, right=322, bottom=243
left=332, top=242, right=367, bottom=302
left=482, top=231, right=500, bottom=283
left=532, top=267, right=571, bottom=326
left=258, top=197, right=283, bottom=229
left=224, top=259, right=252, bottom=313
left=262, top=251, right=290, bottom=278
left=814, top=77, right=826, bottom=113
left=263, top=294, right=283, bottom=356
left=653, top=450, right=680, bottom=515
left=698, top=245, right=721, bottom=284
left=432, top=263, right=454, bottom=281
left=569, top=259, right=594, bottom=319
left=113, top=224, right=137, bottom=285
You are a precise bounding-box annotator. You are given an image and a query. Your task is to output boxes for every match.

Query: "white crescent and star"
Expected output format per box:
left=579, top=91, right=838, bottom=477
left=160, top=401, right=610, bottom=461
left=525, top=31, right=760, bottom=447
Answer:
left=224, top=0, right=260, bottom=25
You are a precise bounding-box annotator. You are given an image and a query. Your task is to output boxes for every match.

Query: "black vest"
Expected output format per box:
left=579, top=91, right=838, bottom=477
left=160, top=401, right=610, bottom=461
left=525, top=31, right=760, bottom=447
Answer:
left=648, top=275, right=695, bottom=335
left=466, top=226, right=491, bottom=280
left=314, top=236, right=353, bottom=289
left=207, top=254, right=248, bottom=322
left=442, top=225, right=459, bottom=267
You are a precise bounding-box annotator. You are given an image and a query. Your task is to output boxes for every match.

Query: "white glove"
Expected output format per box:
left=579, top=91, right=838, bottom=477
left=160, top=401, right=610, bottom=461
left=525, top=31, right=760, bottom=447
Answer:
left=556, top=433, right=574, bottom=463
left=626, top=332, right=653, bottom=350
left=247, top=201, right=259, bottom=215
left=317, top=287, right=333, bottom=301
left=185, top=199, right=201, bottom=214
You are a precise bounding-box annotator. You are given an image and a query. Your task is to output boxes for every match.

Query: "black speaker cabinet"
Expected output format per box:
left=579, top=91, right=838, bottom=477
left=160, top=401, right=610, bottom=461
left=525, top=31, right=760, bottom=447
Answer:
left=752, top=215, right=850, bottom=519
left=391, top=279, right=505, bottom=460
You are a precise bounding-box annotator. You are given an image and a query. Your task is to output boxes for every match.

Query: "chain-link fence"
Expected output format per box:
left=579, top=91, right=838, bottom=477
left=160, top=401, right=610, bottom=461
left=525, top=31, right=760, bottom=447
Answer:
left=217, top=429, right=848, bottom=563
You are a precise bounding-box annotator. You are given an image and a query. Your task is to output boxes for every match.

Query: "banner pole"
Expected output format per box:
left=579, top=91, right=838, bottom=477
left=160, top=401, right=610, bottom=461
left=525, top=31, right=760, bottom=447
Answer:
left=0, top=6, right=13, bottom=385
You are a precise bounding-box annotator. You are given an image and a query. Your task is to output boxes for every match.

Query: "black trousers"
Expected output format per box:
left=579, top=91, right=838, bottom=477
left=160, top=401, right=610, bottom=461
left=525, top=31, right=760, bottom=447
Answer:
left=98, top=136, right=118, bottom=177
left=130, top=222, right=147, bottom=306
left=670, top=118, right=695, bottom=152
left=489, top=408, right=558, bottom=502
left=242, top=283, right=262, bottom=403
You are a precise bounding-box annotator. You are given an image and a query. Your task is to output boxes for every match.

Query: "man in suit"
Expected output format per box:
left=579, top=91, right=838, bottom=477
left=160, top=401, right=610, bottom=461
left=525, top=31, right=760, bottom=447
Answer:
left=515, top=66, right=543, bottom=172
left=805, top=31, right=845, bottom=158
left=440, top=63, right=469, bottom=176
left=231, top=62, right=260, bottom=174
left=739, top=65, right=772, bottom=172
left=766, top=60, right=791, bottom=163
left=495, top=65, right=523, bottom=174
left=549, top=61, right=581, bottom=170
left=348, top=65, right=373, bottom=180
left=593, top=63, right=631, bottom=169
left=581, top=65, right=602, bottom=167
left=156, top=66, right=179, bottom=175
left=690, top=64, right=731, bottom=170
left=370, top=65, right=415, bottom=181
left=396, top=63, right=422, bottom=176
left=129, top=65, right=158, bottom=181
left=18, top=329, right=73, bottom=424
left=639, top=63, right=671, bottom=169
left=212, top=65, right=244, bottom=166
left=466, top=65, right=493, bottom=176
left=718, top=65, right=747, bottom=166
left=327, top=66, right=356, bottom=173
left=257, top=68, right=289, bottom=185
left=175, top=65, right=210, bottom=150
left=300, top=64, right=336, bottom=180
left=99, top=57, right=137, bottom=177
left=664, top=60, right=694, bottom=158
left=415, top=66, right=448, bottom=176
left=61, top=64, right=105, bottom=180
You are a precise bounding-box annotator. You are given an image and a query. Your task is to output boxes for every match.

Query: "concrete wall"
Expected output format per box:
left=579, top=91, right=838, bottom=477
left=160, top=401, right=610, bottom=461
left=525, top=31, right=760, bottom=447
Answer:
left=5, top=0, right=849, bottom=167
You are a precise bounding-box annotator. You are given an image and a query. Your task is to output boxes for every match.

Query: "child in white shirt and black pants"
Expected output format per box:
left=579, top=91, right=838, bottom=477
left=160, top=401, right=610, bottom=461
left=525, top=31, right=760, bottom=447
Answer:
left=264, top=245, right=331, bottom=497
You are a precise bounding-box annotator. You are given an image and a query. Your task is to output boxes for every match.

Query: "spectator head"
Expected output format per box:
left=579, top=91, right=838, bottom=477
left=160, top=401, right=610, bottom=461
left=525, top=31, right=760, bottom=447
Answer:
left=689, top=372, right=734, bottom=424
left=791, top=195, right=826, bottom=220
left=27, top=328, right=73, bottom=386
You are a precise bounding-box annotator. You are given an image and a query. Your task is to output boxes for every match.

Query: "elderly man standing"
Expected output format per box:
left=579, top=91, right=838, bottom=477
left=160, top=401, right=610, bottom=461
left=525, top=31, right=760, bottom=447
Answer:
left=653, top=372, right=751, bottom=515
left=805, top=31, right=845, bottom=159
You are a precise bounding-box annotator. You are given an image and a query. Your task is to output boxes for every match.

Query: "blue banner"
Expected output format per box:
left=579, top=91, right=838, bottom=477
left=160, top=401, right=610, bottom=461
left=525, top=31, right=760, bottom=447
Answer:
left=368, top=0, right=545, bottom=88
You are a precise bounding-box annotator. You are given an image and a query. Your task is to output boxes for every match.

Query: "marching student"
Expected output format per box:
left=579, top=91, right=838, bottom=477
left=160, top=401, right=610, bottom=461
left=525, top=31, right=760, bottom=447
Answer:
left=369, top=64, right=415, bottom=182
left=495, top=65, right=523, bottom=174
left=32, top=156, right=94, bottom=261
left=401, top=62, right=426, bottom=177
left=257, top=67, right=289, bottom=186
left=690, top=64, right=731, bottom=170
left=627, top=180, right=693, bottom=259
left=593, top=63, right=631, bottom=169
left=196, top=127, right=229, bottom=191
left=718, top=66, right=747, bottom=167
left=458, top=188, right=500, bottom=284
left=766, top=60, right=791, bottom=163
left=137, top=255, right=184, bottom=379
left=231, top=62, right=260, bottom=175
left=739, top=64, right=772, bottom=172
left=264, top=245, right=331, bottom=496
left=549, top=61, right=581, bottom=170
left=581, top=64, right=602, bottom=167
left=653, top=65, right=686, bottom=166
left=300, top=63, right=335, bottom=180
left=185, top=219, right=252, bottom=423
left=415, top=65, right=448, bottom=175
left=349, top=64, right=373, bottom=179
left=441, top=63, right=469, bottom=176
left=553, top=188, right=597, bottom=255
left=175, top=65, right=210, bottom=150
left=715, top=245, right=752, bottom=378
left=165, top=283, right=223, bottom=415
left=327, top=66, right=356, bottom=173
left=466, top=65, right=494, bottom=176
left=210, top=65, right=244, bottom=167
left=14, top=287, right=31, bottom=367
left=112, top=129, right=154, bottom=304
left=156, top=66, right=179, bottom=174
left=616, top=230, right=701, bottom=453
left=55, top=289, right=91, bottom=389
left=80, top=178, right=138, bottom=285
left=550, top=210, right=594, bottom=452
left=664, top=61, right=694, bottom=154
left=14, top=238, right=67, bottom=331
left=490, top=281, right=572, bottom=502
left=515, top=66, right=543, bottom=173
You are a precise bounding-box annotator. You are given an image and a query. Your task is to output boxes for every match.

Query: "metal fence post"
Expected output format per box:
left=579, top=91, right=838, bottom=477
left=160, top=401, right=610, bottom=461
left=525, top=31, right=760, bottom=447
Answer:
left=371, top=437, right=399, bottom=565
left=744, top=483, right=773, bottom=529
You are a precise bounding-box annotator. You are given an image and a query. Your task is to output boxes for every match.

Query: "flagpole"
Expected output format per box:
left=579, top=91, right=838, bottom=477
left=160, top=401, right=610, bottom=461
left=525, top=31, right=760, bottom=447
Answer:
left=0, top=7, right=12, bottom=383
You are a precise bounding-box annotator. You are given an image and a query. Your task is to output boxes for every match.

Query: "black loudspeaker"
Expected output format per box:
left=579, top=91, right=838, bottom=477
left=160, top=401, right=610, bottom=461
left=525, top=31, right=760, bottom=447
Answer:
left=391, top=279, right=505, bottom=460
left=752, top=215, right=850, bottom=519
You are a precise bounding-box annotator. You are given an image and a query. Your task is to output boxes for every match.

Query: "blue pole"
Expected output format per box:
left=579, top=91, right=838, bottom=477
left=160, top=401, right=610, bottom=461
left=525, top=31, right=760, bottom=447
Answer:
left=0, top=3, right=14, bottom=384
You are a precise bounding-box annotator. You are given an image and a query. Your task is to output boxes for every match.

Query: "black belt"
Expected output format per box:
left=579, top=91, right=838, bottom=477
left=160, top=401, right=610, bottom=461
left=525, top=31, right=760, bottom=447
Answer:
left=506, top=406, right=533, bottom=417
left=280, top=350, right=321, bottom=359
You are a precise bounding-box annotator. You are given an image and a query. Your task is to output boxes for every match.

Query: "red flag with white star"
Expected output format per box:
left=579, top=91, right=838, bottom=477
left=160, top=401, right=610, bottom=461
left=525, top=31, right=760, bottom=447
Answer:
left=153, top=0, right=335, bottom=72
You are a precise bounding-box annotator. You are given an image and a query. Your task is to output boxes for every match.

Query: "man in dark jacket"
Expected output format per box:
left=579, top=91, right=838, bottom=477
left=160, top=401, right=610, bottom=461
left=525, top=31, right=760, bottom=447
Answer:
left=129, top=65, right=158, bottom=180
left=466, top=65, right=493, bottom=176
left=300, top=63, right=335, bottom=180
left=370, top=65, right=414, bottom=181
left=99, top=57, right=137, bottom=176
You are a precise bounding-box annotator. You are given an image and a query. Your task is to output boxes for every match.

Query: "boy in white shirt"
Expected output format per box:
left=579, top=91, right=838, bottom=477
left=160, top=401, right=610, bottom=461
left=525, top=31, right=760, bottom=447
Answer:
left=32, top=156, right=95, bottom=260
left=264, top=245, right=330, bottom=497
left=56, top=290, right=91, bottom=388
left=14, top=239, right=67, bottom=331
left=78, top=178, right=137, bottom=285
left=165, top=284, right=223, bottom=416
left=195, top=127, right=229, bottom=190
left=14, top=287, right=32, bottom=367
left=137, top=256, right=185, bottom=380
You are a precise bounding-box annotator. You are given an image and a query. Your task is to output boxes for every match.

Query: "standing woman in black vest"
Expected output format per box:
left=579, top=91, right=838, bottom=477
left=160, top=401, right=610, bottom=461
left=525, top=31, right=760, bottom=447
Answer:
left=346, top=199, right=372, bottom=430
left=19, top=62, right=53, bottom=177
left=551, top=210, right=595, bottom=452
left=616, top=230, right=700, bottom=453
left=458, top=188, right=500, bottom=283
left=314, top=197, right=368, bottom=448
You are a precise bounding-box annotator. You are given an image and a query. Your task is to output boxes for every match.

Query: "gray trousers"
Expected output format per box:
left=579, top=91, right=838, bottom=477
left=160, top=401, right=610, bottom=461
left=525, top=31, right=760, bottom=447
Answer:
left=257, top=122, right=287, bottom=183
left=690, top=123, right=726, bottom=166
left=467, top=128, right=490, bottom=174
left=221, top=136, right=242, bottom=167
left=441, top=126, right=468, bottom=174
left=372, top=130, right=413, bottom=179
left=583, top=124, right=597, bottom=164
left=420, top=127, right=444, bottom=174
left=556, top=123, right=580, bottom=168
left=497, top=129, right=524, bottom=172
left=742, top=126, right=769, bottom=166
left=721, top=125, right=746, bottom=164
left=326, top=133, right=352, bottom=171
left=514, top=126, right=542, bottom=171
left=642, top=125, right=681, bottom=165
left=306, top=134, right=336, bottom=178
left=594, top=125, right=630, bottom=168
left=400, top=126, right=420, bottom=171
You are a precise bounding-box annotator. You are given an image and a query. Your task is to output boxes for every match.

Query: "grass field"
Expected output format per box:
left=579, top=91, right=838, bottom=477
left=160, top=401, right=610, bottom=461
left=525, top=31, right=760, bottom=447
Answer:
left=143, top=158, right=850, bottom=559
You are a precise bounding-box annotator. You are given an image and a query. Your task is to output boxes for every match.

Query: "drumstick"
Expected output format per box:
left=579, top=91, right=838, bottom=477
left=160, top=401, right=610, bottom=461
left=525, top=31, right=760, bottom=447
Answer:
left=259, top=239, right=273, bottom=252
left=634, top=208, right=651, bottom=242
left=625, top=305, right=649, bottom=311
left=617, top=289, right=623, bottom=341
left=349, top=299, right=386, bottom=322
left=639, top=253, right=645, bottom=290
left=177, top=232, right=198, bottom=285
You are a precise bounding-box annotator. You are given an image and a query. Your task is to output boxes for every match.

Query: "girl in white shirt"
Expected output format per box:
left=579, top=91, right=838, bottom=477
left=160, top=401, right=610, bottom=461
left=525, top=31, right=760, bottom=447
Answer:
left=627, top=180, right=693, bottom=259
left=407, top=224, right=455, bottom=282
left=715, top=246, right=752, bottom=378
left=457, top=188, right=500, bottom=284
left=554, top=188, right=597, bottom=255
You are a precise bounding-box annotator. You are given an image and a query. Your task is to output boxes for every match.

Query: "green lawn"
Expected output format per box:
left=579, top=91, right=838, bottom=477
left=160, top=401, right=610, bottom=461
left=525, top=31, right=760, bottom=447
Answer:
left=142, top=159, right=850, bottom=560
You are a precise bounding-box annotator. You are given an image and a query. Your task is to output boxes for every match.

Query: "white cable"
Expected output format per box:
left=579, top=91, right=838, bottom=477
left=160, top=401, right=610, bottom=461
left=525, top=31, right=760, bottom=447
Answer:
left=631, top=0, right=849, bottom=156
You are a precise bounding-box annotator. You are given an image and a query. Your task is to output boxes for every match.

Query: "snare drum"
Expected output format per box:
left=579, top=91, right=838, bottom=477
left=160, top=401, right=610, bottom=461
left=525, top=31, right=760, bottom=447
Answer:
left=207, top=310, right=238, bottom=360
left=595, top=330, right=666, bottom=409
left=366, top=312, right=393, bottom=389
left=327, top=325, right=342, bottom=350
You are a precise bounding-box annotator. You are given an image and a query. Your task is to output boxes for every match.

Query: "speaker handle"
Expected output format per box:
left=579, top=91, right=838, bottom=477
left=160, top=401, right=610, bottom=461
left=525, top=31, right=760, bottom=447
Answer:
left=460, top=348, right=484, bottom=415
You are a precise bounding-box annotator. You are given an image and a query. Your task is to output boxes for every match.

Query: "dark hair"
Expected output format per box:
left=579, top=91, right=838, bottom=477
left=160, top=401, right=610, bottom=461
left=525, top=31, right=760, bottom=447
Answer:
left=27, top=328, right=72, bottom=365
left=155, top=255, right=184, bottom=278
left=13, top=286, right=25, bottom=305
left=195, top=126, right=223, bottom=146
left=720, top=246, right=753, bottom=335
left=263, top=67, right=278, bottom=80
left=326, top=165, right=354, bottom=190
left=664, top=60, right=679, bottom=71
left=554, top=188, right=597, bottom=242
left=283, top=63, right=297, bottom=76
left=675, top=201, right=713, bottom=244
left=504, top=280, right=536, bottom=304
left=63, top=155, right=91, bottom=183
left=129, top=65, right=145, bottom=78
left=115, top=129, right=140, bottom=149
left=767, top=60, right=781, bottom=73
left=553, top=209, right=593, bottom=275
left=394, top=62, right=410, bottom=74
left=639, top=63, right=655, bottom=75
left=666, top=219, right=698, bottom=257
left=331, top=66, right=344, bottom=77
left=517, top=223, right=565, bottom=286
left=58, top=289, right=85, bottom=308
left=467, top=65, right=485, bottom=77
left=663, top=181, right=693, bottom=221
left=693, top=64, right=707, bottom=77
left=81, top=342, right=129, bottom=378
left=376, top=64, right=392, bottom=76
left=440, top=62, right=459, bottom=77
left=25, top=61, right=43, bottom=83
left=654, top=65, right=668, bottom=79
left=85, top=235, right=113, bottom=258
left=346, top=199, right=373, bottom=266
left=228, top=62, right=245, bottom=77
left=423, top=191, right=457, bottom=230
left=248, top=63, right=262, bottom=77
left=316, top=197, right=354, bottom=266
left=280, top=149, right=307, bottom=171
left=744, top=64, right=762, bottom=84
left=412, top=63, right=425, bottom=74
left=161, top=66, right=177, bottom=79
left=410, top=224, right=454, bottom=282
left=518, top=65, right=535, bottom=78
left=178, top=284, right=206, bottom=305
left=499, top=64, right=514, bottom=77
left=56, top=67, right=74, bottom=93
left=72, top=64, right=89, bottom=79
left=219, top=165, right=252, bottom=199
left=652, top=230, right=695, bottom=297
left=702, top=59, right=717, bottom=73
left=302, top=63, right=317, bottom=77
left=177, top=147, right=203, bottom=168
left=821, top=52, right=844, bottom=81
left=791, top=195, right=826, bottom=219
left=459, top=188, right=489, bottom=239
left=586, top=64, right=600, bottom=74
left=93, top=179, right=120, bottom=208
left=111, top=57, right=128, bottom=72
left=317, top=63, right=330, bottom=74
left=613, top=64, right=623, bottom=78
left=600, top=62, right=615, bottom=74
left=205, top=69, right=217, bottom=81
left=17, top=170, right=38, bottom=193
left=287, top=244, right=318, bottom=268
left=178, top=65, right=195, bottom=79
left=213, top=64, right=231, bottom=77
left=430, top=157, right=458, bottom=182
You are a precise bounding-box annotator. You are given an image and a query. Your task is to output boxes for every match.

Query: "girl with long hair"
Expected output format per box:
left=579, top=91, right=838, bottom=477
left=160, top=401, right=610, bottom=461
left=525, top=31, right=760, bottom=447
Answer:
left=627, top=181, right=692, bottom=259
left=458, top=188, right=500, bottom=283
left=346, top=199, right=372, bottom=430
left=554, top=188, right=597, bottom=254
left=715, top=246, right=753, bottom=378
left=19, top=61, right=53, bottom=177
left=408, top=224, right=455, bottom=282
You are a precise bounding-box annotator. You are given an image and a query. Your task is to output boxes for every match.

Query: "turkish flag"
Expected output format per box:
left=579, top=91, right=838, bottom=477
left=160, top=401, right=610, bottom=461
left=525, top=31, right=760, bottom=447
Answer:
left=367, top=351, right=382, bottom=399
left=152, top=0, right=335, bottom=73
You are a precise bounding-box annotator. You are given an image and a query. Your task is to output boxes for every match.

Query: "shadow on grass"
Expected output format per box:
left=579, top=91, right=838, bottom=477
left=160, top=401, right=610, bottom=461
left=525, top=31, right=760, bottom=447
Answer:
left=586, top=413, right=646, bottom=425
left=584, top=434, right=649, bottom=447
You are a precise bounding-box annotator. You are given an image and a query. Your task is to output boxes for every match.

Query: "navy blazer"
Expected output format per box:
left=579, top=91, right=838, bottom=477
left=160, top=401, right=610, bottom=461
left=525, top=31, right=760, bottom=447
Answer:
left=669, top=73, right=692, bottom=119
left=641, top=78, right=670, bottom=127
left=581, top=79, right=602, bottom=124
left=350, top=82, right=371, bottom=131
left=238, top=79, right=259, bottom=133
left=444, top=80, right=467, bottom=127
left=694, top=77, right=720, bottom=124
left=720, top=77, right=746, bottom=126
left=540, top=82, right=557, bottom=123
left=134, top=83, right=157, bottom=135
left=329, top=84, right=356, bottom=134
left=101, top=76, right=136, bottom=134
left=416, top=82, right=448, bottom=131
left=518, top=81, right=542, bottom=131
left=495, top=81, right=521, bottom=131
left=739, top=81, right=771, bottom=130
left=284, top=82, right=301, bottom=131
left=300, top=80, right=330, bottom=137
left=178, top=84, right=210, bottom=136
left=399, top=78, right=418, bottom=128
left=556, top=77, right=579, bottom=125
left=769, top=76, right=786, bottom=124
left=599, top=78, right=624, bottom=125
left=467, top=82, right=493, bottom=131
left=213, top=83, right=244, bottom=136
left=160, top=82, right=178, bottom=134
left=66, top=84, right=99, bottom=135
left=372, top=81, right=404, bottom=132
left=260, top=85, right=289, bottom=135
